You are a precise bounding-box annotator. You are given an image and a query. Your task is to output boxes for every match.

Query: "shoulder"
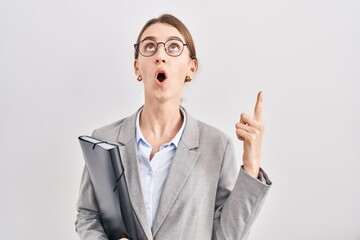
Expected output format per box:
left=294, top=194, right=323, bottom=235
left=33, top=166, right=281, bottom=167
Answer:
left=186, top=115, right=236, bottom=168
left=91, top=118, right=125, bottom=141
left=92, top=118, right=124, bottom=135
left=91, top=111, right=137, bottom=142
left=197, top=119, right=230, bottom=143
left=186, top=113, right=232, bottom=151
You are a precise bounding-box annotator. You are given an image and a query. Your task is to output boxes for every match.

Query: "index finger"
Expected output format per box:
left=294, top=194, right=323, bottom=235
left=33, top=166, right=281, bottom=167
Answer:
left=254, top=91, right=263, bottom=121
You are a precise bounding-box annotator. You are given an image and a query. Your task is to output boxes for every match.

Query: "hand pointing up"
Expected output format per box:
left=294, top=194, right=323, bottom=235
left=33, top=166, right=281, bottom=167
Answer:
left=235, top=91, right=264, bottom=179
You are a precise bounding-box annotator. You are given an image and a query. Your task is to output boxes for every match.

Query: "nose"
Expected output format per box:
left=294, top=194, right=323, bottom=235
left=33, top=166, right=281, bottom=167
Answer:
left=155, top=43, right=167, bottom=64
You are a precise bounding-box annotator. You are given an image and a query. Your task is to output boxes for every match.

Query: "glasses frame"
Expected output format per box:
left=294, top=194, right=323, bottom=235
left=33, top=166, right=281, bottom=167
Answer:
left=134, top=39, right=188, bottom=57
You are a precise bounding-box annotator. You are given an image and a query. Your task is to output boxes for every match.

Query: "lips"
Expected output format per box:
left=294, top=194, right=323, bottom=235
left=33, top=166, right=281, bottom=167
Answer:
left=156, top=70, right=167, bottom=82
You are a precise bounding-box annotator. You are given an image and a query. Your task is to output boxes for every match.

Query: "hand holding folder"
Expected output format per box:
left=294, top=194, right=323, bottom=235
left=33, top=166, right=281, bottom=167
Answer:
left=78, top=136, right=139, bottom=240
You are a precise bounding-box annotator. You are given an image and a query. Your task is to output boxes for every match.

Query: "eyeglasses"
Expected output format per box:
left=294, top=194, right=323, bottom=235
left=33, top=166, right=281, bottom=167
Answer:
left=134, top=38, right=188, bottom=57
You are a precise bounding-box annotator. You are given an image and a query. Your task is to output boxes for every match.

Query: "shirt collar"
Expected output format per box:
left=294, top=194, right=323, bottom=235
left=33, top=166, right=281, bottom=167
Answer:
left=135, top=107, right=187, bottom=148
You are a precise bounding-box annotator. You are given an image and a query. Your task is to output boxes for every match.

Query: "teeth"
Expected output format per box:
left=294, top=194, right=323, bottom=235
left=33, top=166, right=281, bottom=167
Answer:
left=157, top=73, right=166, bottom=82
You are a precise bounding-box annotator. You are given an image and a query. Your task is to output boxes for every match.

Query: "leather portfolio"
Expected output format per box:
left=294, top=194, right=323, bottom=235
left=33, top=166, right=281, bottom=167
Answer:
left=78, top=135, right=138, bottom=240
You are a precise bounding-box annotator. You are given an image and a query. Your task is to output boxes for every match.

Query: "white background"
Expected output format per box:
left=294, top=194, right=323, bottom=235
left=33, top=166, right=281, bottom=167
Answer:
left=1, top=0, right=359, bottom=239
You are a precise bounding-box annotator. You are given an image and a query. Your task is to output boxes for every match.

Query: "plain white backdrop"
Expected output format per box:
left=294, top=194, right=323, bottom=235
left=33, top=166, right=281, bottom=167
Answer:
left=1, top=0, right=359, bottom=239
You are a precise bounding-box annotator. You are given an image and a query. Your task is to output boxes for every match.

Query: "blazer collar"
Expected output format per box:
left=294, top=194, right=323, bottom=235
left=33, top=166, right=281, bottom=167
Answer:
left=178, top=107, right=200, bottom=150
left=116, top=108, right=151, bottom=239
left=117, top=106, right=200, bottom=149
left=116, top=106, right=200, bottom=239
left=117, top=109, right=138, bottom=145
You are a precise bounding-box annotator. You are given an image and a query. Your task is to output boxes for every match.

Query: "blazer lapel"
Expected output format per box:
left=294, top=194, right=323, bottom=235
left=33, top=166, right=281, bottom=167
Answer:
left=152, top=113, right=200, bottom=236
left=117, top=111, right=153, bottom=240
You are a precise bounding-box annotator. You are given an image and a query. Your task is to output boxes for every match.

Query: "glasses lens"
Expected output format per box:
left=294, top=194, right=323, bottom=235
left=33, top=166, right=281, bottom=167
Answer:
left=139, top=40, right=157, bottom=57
left=165, top=40, right=183, bottom=56
left=138, top=39, right=184, bottom=57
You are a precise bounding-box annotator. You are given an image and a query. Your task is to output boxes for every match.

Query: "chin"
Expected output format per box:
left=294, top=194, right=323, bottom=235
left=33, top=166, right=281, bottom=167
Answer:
left=155, top=94, right=168, bottom=102
left=154, top=93, right=180, bottom=103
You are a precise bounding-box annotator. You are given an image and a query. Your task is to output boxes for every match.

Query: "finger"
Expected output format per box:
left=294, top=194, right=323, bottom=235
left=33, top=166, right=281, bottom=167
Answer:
left=240, top=112, right=262, bottom=129
left=236, top=128, right=251, bottom=142
left=235, top=122, right=257, bottom=134
left=254, top=91, right=263, bottom=121
left=239, top=112, right=249, bottom=125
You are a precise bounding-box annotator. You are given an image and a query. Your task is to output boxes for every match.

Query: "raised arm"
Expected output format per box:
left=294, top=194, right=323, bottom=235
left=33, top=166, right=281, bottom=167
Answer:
left=213, top=92, right=272, bottom=240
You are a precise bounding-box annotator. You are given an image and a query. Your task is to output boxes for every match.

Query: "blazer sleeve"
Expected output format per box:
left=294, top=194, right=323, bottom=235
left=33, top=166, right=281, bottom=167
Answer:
left=75, top=166, right=109, bottom=240
left=212, top=139, right=272, bottom=240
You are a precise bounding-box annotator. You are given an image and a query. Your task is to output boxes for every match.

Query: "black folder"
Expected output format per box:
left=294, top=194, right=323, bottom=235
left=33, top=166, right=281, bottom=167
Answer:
left=78, top=135, right=139, bottom=240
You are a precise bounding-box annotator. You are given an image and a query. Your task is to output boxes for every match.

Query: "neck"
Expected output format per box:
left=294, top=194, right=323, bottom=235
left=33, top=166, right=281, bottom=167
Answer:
left=140, top=99, right=183, bottom=138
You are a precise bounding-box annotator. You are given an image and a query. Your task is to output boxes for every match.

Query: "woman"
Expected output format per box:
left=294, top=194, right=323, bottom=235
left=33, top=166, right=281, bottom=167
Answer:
left=76, top=14, right=271, bottom=240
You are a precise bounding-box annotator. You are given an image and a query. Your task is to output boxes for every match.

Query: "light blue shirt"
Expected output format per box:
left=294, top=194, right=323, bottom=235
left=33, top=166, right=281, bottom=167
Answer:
left=135, top=108, right=186, bottom=228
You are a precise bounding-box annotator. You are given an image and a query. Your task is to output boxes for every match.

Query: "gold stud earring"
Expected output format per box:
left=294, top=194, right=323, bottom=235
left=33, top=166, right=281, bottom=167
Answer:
left=137, top=75, right=142, bottom=81
left=185, top=76, right=192, bottom=82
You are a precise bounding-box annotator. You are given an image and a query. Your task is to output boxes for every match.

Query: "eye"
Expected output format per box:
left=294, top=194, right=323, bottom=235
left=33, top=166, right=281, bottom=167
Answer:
left=167, top=42, right=180, bottom=52
left=145, top=43, right=156, bottom=52
left=168, top=43, right=180, bottom=51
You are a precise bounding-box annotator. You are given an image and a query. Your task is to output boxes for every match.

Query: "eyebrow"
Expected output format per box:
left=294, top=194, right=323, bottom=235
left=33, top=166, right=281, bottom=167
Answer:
left=141, top=36, right=184, bottom=42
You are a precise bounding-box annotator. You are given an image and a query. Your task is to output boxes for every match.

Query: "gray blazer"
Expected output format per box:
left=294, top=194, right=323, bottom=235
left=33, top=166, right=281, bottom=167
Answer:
left=76, top=108, right=272, bottom=240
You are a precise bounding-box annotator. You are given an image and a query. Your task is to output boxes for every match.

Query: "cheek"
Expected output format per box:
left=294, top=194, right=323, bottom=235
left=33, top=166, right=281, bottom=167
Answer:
left=174, top=58, right=191, bottom=74
left=138, top=61, right=152, bottom=75
left=171, top=66, right=186, bottom=80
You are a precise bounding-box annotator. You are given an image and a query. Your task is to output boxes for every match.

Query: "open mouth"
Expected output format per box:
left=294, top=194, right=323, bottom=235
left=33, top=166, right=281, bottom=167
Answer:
left=157, top=72, right=166, bottom=82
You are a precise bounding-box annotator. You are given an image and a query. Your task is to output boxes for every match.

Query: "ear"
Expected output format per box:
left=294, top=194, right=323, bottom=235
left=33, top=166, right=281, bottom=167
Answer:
left=187, top=59, right=198, bottom=78
left=134, top=59, right=140, bottom=76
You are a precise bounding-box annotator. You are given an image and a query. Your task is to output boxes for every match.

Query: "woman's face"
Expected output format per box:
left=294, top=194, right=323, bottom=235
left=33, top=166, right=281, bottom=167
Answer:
left=134, top=23, right=197, bottom=103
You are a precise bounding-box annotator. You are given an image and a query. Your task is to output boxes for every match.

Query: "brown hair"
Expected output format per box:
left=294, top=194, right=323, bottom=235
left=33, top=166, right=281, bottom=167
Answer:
left=134, top=14, right=197, bottom=61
